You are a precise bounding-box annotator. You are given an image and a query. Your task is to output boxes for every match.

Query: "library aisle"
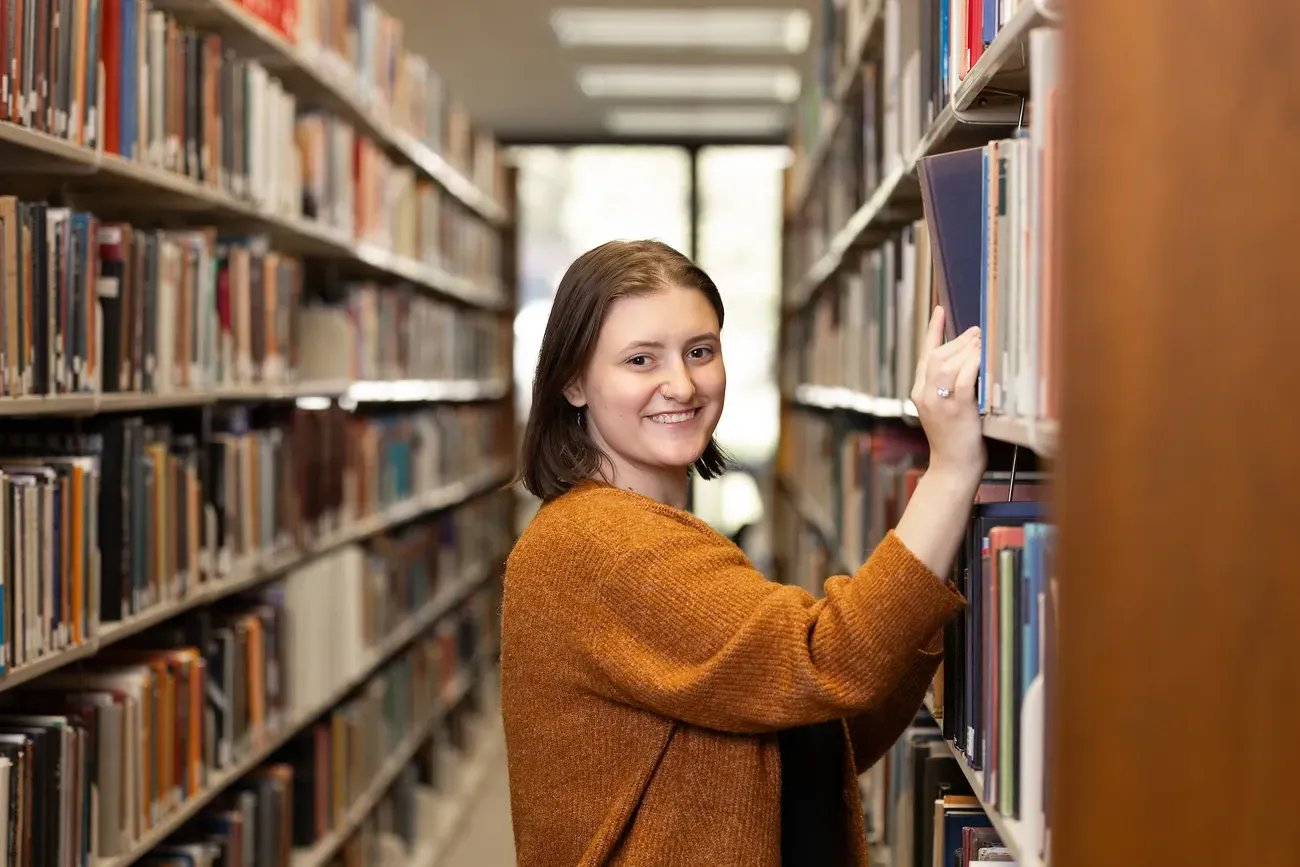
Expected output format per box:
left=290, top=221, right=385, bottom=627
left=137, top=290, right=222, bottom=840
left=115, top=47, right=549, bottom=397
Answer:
left=440, top=730, right=516, bottom=866
left=0, top=0, right=1289, bottom=865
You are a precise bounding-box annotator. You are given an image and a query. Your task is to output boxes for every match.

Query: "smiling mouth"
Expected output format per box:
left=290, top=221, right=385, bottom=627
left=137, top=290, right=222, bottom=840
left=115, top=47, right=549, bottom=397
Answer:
left=648, top=408, right=700, bottom=425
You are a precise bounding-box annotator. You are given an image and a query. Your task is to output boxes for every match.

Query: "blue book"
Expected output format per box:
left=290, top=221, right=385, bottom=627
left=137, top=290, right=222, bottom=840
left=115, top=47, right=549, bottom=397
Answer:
left=917, top=147, right=987, bottom=347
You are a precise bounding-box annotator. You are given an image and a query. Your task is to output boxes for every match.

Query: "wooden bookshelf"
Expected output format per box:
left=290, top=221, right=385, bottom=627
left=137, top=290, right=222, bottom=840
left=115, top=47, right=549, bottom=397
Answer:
left=1050, top=2, right=1300, bottom=867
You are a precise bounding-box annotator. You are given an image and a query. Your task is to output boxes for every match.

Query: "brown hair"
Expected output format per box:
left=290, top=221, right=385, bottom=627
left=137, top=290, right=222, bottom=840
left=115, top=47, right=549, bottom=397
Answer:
left=517, top=239, right=730, bottom=502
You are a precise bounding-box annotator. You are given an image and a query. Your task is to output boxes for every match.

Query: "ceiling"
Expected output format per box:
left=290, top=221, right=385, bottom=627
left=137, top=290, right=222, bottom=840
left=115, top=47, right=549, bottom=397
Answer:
left=387, top=0, right=824, bottom=143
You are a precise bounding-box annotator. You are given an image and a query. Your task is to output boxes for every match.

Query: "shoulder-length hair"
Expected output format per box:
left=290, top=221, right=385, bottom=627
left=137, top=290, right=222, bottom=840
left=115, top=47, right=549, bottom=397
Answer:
left=517, top=239, right=730, bottom=502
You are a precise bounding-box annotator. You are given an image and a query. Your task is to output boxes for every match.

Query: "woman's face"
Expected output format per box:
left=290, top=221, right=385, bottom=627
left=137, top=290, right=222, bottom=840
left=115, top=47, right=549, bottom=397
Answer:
left=564, top=283, right=726, bottom=486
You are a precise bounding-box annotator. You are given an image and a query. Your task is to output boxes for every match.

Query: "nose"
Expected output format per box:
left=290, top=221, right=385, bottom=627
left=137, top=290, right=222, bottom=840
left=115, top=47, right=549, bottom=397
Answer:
left=661, top=358, right=697, bottom=404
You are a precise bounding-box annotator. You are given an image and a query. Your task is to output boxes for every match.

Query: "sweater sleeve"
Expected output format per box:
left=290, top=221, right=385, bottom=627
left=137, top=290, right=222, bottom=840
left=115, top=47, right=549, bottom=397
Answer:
left=575, top=517, right=966, bottom=735
left=846, top=631, right=945, bottom=772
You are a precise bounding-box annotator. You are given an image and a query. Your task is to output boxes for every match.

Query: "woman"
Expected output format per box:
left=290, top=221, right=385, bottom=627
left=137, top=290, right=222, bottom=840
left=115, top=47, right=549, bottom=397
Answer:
left=502, top=240, right=981, bottom=866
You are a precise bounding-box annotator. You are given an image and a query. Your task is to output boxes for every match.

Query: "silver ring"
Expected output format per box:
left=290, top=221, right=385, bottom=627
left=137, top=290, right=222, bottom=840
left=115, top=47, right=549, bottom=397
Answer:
left=936, top=386, right=952, bottom=399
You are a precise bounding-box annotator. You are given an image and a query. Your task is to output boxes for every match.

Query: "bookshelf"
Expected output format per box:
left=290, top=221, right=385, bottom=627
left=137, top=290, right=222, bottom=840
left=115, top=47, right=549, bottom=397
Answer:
left=0, top=0, right=518, bottom=864
left=778, top=1, right=1060, bottom=866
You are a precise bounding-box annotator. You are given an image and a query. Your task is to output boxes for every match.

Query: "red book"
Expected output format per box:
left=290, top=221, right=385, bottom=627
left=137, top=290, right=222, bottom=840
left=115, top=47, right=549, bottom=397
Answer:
left=101, top=0, right=122, bottom=154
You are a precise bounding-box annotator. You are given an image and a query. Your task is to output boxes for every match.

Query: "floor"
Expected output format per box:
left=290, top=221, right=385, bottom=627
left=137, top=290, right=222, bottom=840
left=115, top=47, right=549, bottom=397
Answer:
left=441, top=722, right=517, bottom=866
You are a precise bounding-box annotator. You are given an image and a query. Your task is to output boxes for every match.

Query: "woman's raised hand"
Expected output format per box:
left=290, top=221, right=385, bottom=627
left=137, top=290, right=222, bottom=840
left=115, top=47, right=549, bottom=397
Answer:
left=910, top=306, right=986, bottom=484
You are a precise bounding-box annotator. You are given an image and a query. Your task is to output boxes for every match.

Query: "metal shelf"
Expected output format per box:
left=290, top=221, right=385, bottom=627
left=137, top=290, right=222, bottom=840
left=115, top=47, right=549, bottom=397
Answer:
left=790, top=383, right=1056, bottom=456
left=0, top=378, right=508, bottom=417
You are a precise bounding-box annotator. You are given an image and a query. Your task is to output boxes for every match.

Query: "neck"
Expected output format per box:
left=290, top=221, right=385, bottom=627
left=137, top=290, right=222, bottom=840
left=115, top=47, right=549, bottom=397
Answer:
left=600, top=458, right=690, bottom=510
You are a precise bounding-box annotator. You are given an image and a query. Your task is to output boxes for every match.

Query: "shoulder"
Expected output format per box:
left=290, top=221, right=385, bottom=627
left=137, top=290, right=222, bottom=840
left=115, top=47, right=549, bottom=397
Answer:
left=507, top=483, right=739, bottom=577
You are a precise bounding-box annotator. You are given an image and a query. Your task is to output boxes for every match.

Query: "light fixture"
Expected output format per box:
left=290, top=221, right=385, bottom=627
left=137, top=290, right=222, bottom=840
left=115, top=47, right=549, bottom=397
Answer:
left=551, top=7, right=812, bottom=53
left=604, top=107, right=789, bottom=137
left=294, top=396, right=333, bottom=411
left=578, top=65, right=802, bottom=102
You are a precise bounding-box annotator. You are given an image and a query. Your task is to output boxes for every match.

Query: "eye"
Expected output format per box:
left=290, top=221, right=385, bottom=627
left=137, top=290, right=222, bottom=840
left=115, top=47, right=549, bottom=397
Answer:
left=688, top=346, right=715, bottom=360
left=626, top=355, right=651, bottom=367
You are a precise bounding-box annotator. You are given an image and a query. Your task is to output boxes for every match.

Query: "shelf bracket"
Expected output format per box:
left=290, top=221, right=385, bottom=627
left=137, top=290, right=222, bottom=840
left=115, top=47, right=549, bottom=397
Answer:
left=951, top=88, right=1028, bottom=127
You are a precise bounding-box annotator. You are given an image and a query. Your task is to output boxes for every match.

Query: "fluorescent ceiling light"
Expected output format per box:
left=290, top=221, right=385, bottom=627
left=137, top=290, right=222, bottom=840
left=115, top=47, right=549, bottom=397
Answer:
left=578, top=65, right=802, bottom=102
left=551, top=7, right=812, bottom=53
left=605, top=107, right=789, bottom=137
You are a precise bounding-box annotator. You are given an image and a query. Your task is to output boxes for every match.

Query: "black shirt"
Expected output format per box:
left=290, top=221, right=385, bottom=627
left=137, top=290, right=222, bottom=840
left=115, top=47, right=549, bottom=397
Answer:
left=778, top=719, right=853, bottom=867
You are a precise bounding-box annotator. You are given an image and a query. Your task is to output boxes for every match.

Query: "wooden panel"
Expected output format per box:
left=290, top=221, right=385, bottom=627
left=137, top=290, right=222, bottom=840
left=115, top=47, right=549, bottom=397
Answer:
left=1054, top=2, right=1300, bottom=866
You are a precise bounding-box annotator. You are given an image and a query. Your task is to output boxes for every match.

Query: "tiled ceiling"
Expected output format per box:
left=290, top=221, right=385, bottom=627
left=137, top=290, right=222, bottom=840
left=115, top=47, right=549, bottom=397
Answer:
left=387, top=0, right=823, bottom=142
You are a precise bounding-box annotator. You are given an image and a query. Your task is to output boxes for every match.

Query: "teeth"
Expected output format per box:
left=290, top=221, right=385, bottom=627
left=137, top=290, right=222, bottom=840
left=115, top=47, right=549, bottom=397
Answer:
left=650, top=410, right=697, bottom=424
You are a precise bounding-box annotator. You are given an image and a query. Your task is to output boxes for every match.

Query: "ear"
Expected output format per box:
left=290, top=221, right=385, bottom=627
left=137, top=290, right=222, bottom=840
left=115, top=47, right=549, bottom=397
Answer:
left=563, top=378, right=588, bottom=408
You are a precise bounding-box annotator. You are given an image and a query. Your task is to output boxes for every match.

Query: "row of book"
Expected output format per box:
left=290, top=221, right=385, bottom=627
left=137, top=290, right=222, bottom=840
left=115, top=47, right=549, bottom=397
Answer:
left=237, top=0, right=504, bottom=202
left=917, top=23, right=1059, bottom=422
left=784, top=0, right=1039, bottom=287
left=776, top=412, right=928, bottom=576
left=857, top=476, right=1055, bottom=867
left=0, top=530, right=494, bottom=867
left=787, top=0, right=877, bottom=206
left=864, top=715, right=1019, bottom=867
left=930, top=479, right=1053, bottom=863
left=296, top=284, right=509, bottom=385
left=0, top=0, right=501, bottom=275
left=279, top=506, right=499, bottom=719
left=0, top=197, right=510, bottom=398
left=781, top=219, right=932, bottom=403
left=783, top=25, right=1061, bottom=425
left=300, top=116, right=501, bottom=289
left=0, top=400, right=511, bottom=669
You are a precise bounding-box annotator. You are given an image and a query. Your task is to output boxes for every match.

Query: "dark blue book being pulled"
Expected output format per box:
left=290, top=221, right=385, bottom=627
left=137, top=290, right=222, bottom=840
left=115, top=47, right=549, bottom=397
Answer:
left=916, top=147, right=985, bottom=343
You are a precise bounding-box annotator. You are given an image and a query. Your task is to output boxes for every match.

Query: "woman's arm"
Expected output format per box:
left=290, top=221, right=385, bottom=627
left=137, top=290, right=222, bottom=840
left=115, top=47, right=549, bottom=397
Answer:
left=896, top=306, right=987, bottom=575
left=566, top=509, right=964, bottom=735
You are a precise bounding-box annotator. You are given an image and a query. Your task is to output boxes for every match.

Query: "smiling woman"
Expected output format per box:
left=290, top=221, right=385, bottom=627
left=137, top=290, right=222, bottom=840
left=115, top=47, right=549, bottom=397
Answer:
left=516, top=239, right=731, bottom=508
left=501, top=238, right=985, bottom=867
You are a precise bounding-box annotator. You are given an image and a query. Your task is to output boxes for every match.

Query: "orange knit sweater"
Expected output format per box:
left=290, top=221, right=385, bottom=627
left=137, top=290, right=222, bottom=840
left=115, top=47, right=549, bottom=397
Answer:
left=500, top=482, right=966, bottom=866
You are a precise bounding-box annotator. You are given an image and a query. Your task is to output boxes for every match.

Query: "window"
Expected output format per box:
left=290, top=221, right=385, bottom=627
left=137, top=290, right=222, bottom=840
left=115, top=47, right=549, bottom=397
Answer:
left=511, top=146, right=693, bottom=421
left=510, top=143, right=788, bottom=561
left=691, top=145, right=788, bottom=545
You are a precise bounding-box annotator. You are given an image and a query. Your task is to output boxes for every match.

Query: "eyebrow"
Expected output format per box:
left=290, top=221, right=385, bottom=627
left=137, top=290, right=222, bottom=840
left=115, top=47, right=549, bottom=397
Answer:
left=618, top=333, right=720, bottom=354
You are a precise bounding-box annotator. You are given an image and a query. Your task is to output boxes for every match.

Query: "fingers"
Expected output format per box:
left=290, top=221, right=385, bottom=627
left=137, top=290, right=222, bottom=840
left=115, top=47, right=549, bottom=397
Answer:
left=913, top=306, right=981, bottom=404
left=923, top=306, right=946, bottom=354
left=953, top=340, right=982, bottom=398
left=913, top=306, right=945, bottom=394
left=931, top=336, right=982, bottom=398
left=931, top=324, right=981, bottom=363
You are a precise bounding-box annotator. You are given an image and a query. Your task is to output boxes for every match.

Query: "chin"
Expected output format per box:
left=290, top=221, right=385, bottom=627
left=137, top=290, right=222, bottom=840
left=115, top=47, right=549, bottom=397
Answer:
left=649, top=440, right=710, bottom=470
